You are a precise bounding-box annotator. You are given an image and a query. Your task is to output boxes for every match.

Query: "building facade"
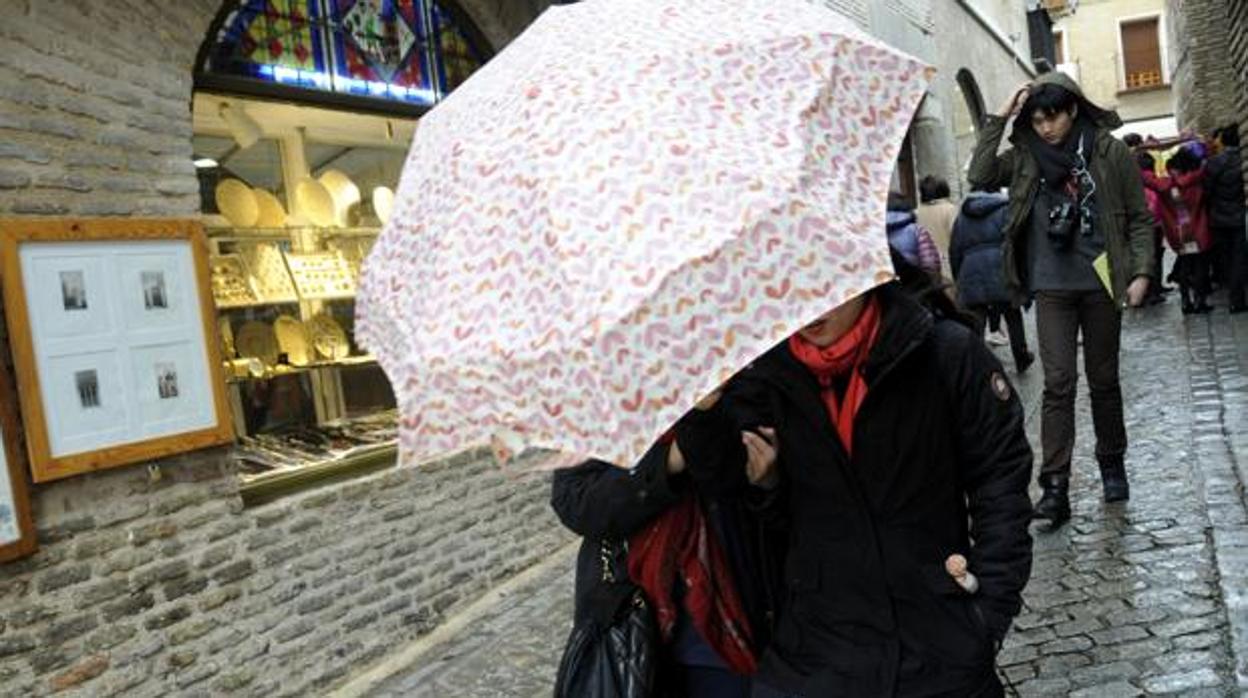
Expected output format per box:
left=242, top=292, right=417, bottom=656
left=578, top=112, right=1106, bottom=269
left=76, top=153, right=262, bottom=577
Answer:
left=1050, top=0, right=1178, bottom=138
left=822, top=0, right=1041, bottom=197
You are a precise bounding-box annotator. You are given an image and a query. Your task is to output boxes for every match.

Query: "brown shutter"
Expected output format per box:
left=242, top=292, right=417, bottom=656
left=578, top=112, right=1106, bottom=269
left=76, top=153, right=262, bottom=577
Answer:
left=1121, top=18, right=1162, bottom=88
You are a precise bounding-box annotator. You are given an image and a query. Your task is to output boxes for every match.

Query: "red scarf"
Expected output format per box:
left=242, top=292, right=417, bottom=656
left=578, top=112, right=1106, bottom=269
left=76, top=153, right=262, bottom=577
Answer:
left=627, top=494, right=757, bottom=675
left=786, top=297, right=882, bottom=455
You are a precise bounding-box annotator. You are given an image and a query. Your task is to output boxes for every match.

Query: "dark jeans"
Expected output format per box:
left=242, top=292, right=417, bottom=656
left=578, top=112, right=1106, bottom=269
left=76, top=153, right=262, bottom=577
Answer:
left=969, top=304, right=1030, bottom=367
left=1035, top=290, right=1127, bottom=487
left=1173, top=252, right=1211, bottom=308
left=1215, top=224, right=1247, bottom=308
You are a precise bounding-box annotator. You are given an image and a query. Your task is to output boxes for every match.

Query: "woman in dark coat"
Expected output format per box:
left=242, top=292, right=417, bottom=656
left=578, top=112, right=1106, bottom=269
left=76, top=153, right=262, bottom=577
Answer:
left=551, top=403, right=786, bottom=697
left=731, top=281, right=1034, bottom=698
left=950, top=191, right=1036, bottom=373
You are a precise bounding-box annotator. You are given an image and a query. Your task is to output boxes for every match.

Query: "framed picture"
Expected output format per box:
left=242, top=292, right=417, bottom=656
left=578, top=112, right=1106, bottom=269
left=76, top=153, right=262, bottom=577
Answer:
left=0, top=219, right=234, bottom=482
left=0, top=352, right=35, bottom=562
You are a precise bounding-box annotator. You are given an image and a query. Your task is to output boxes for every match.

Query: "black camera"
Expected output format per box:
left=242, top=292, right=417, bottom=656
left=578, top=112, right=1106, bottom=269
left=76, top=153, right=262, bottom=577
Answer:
left=1047, top=200, right=1078, bottom=249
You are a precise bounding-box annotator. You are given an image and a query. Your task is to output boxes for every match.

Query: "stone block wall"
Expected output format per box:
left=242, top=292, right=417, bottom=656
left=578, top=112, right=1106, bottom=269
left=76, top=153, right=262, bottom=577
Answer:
left=0, top=1, right=218, bottom=218
left=1228, top=0, right=1248, bottom=203
left=0, top=448, right=570, bottom=696
left=1168, top=0, right=1238, bottom=133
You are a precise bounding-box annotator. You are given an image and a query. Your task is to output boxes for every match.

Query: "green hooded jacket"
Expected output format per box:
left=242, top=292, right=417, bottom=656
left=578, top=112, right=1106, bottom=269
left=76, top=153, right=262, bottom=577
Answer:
left=966, top=72, right=1155, bottom=307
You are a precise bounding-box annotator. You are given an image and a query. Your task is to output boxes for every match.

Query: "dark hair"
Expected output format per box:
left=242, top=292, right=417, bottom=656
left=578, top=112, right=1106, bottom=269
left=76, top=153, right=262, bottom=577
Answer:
left=888, top=249, right=975, bottom=329
left=1135, top=151, right=1155, bottom=172
left=886, top=191, right=913, bottom=212
left=1020, top=83, right=1078, bottom=120
left=1122, top=133, right=1143, bottom=148
left=1221, top=124, right=1241, bottom=148
left=918, top=176, right=950, bottom=203
left=1166, top=147, right=1202, bottom=174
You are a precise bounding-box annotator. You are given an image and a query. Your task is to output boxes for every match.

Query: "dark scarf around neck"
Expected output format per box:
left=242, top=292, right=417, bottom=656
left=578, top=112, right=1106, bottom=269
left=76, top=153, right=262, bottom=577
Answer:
left=1026, top=116, right=1098, bottom=190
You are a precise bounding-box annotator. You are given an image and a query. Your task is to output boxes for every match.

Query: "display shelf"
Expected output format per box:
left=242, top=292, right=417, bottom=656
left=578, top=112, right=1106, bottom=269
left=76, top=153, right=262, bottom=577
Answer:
left=223, top=354, right=377, bottom=384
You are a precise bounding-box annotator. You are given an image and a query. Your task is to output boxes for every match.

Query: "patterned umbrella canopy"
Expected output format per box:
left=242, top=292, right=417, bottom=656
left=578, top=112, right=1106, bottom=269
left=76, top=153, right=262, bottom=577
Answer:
left=357, top=0, right=933, bottom=468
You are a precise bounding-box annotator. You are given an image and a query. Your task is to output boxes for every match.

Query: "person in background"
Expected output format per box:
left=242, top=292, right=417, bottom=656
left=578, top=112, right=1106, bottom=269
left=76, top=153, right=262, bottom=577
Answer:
left=1135, top=150, right=1169, bottom=306
left=917, top=175, right=959, bottom=281
left=1125, top=133, right=1168, bottom=304
left=968, top=73, right=1154, bottom=528
left=1206, top=125, right=1247, bottom=313
left=1141, top=146, right=1212, bottom=314
left=887, top=192, right=943, bottom=279
left=950, top=188, right=1036, bottom=373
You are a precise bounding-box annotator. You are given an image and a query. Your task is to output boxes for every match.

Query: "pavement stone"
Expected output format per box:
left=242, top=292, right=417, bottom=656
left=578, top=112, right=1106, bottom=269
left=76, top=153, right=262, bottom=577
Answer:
left=354, top=291, right=1248, bottom=696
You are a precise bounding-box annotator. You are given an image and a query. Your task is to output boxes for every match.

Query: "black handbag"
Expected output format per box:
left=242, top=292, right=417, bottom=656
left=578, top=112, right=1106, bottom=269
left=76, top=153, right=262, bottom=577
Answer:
left=553, top=539, right=657, bottom=698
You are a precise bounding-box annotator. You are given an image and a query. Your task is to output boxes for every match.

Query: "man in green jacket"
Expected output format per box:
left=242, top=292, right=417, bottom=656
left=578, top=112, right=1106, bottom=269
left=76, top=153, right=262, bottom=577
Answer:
left=968, top=72, right=1154, bottom=528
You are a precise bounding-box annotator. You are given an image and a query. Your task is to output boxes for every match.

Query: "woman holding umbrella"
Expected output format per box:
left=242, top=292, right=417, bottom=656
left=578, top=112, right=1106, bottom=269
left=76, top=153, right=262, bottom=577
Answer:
left=726, top=277, right=1034, bottom=698
left=551, top=401, right=785, bottom=696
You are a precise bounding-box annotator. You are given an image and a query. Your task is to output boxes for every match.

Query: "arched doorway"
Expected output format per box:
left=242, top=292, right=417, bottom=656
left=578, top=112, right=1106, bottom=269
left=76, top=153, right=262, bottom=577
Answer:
left=955, top=69, right=987, bottom=131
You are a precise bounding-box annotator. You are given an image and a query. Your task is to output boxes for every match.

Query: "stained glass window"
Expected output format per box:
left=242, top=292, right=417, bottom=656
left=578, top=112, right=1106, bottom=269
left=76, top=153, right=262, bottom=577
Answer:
left=201, top=0, right=486, bottom=108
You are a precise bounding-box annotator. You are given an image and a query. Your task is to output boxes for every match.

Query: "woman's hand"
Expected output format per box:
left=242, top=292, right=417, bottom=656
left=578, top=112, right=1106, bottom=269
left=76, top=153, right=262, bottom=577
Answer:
left=998, top=83, right=1031, bottom=118
left=743, top=427, right=779, bottom=490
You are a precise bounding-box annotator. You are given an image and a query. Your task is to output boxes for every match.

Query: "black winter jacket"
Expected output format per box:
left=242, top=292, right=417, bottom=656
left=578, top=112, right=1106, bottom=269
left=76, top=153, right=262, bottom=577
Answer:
left=550, top=423, right=785, bottom=661
left=1206, top=147, right=1245, bottom=230
left=950, top=193, right=1013, bottom=308
left=728, top=284, right=1033, bottom=697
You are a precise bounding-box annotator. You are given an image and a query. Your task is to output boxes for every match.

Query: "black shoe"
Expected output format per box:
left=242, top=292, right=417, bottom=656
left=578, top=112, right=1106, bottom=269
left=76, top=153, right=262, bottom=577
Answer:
left=1033, top=484, right=1071, bottom=527
left=1015, top=351, right=1035, bottom=374
left=1194, top=303, right=1214, bottom=314
left=1099, top=457, right=1130, bottom=503
left=1231, top=304, right=1248, bottom=315
left=1182, top=303, right=1195, bottom=315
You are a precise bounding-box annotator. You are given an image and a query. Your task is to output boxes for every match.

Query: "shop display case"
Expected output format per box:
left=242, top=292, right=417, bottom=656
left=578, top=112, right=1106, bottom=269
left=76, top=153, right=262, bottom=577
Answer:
left=205, top=223, right=397, bottom=494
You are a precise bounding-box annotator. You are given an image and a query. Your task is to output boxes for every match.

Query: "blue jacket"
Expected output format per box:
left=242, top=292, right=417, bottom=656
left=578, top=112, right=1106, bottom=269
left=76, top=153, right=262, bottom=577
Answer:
left=950, top=193, right=1012, bottom=307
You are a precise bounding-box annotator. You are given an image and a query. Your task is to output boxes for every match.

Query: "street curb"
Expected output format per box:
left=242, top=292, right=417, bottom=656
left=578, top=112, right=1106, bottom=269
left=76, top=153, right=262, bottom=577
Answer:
left=1186, top=308, right=1248, bottom=690
left=330, top=541, right=580, bottom=698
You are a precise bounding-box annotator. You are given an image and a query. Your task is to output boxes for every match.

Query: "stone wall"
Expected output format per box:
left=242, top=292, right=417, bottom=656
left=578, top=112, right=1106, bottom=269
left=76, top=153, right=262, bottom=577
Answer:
left=0, top=447, right=568, bottom=696
left=1228, top=0, right=1248, bottom=203
left=0, top=1, right=572, bottom=696
left=0, top=1, right=217, bottom=218
left=1168, top=0, right=1239, bottom=133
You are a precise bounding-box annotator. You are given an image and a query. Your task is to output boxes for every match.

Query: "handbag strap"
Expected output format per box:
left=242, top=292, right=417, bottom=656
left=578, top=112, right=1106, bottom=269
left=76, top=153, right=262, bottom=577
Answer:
left=599, top=538, right=625, bottom=584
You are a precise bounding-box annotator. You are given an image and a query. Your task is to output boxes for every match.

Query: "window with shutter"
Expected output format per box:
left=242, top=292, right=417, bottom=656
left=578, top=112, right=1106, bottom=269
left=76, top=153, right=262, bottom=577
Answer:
left=1120, top=18, right=1163, bottom=89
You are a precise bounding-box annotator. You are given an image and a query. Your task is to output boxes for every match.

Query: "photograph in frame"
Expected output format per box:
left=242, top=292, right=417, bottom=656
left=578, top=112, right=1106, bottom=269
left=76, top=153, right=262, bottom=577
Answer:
left=0, top=219, right=233, bottom=482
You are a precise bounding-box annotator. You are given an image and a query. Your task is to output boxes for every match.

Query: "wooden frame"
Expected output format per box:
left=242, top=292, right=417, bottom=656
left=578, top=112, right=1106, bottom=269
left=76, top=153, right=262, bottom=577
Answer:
left=0, top=350, right=35, bottom=562
left=0, top=219, right=234, bottom=482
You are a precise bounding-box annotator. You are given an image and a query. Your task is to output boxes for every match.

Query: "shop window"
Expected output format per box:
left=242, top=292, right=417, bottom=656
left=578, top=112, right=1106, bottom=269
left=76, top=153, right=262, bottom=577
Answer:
left=1120, top=17, right=1163, bottom=90
left=198, top=0, right=488, bottom=111
left=192, top=94, right=414, bottom=499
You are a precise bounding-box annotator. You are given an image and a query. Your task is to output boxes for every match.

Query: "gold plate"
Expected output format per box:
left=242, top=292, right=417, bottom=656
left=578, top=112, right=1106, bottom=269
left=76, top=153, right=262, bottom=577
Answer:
left=215, top=179, right=259, bottom=227
left=273, top=315, right=312, bottom=366
left=235, top=321, right=279, bottom=367
left=308, top=313, right=350, bottom=361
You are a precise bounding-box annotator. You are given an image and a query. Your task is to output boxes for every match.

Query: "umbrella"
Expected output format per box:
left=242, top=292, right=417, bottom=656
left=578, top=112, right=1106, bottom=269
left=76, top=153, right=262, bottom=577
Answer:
left=357, top=0, right=933, bottom=469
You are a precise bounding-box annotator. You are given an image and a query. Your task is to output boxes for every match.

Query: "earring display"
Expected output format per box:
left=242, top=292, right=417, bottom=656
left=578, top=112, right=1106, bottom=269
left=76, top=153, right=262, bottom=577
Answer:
left=283, top=251, right=357, bottom=300
left=237, top=243, right=298, bottom=304
left=326, top=238, right=375, bottom=281
left=209, top=254, right=260, bottom=308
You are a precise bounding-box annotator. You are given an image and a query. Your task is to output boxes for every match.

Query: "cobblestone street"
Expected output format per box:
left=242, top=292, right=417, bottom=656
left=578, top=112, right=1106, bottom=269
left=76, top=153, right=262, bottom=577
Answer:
left=348, top=291, right=1248, bottom=697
